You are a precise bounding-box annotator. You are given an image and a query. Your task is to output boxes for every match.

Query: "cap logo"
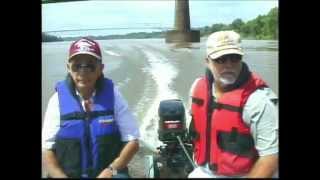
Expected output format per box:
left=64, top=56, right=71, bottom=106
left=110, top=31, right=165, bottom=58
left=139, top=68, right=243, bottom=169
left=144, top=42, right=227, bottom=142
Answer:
left=68, top=38, right=102, bottom=60
left=74, top=40, right=95, bottom=52
left=216, top=34, right=235, bottom=47
left=218, top=33, right=229, bottom=42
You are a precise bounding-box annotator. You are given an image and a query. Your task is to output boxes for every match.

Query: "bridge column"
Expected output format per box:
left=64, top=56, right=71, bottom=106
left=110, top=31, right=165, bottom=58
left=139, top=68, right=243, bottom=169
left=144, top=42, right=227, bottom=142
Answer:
left=165, top=0, right=200, bottom=43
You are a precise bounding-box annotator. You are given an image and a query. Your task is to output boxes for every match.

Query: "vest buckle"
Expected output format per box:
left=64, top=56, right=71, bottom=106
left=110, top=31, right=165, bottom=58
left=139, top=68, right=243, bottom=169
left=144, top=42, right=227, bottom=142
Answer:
left=209, top=163, right=217, bottom=172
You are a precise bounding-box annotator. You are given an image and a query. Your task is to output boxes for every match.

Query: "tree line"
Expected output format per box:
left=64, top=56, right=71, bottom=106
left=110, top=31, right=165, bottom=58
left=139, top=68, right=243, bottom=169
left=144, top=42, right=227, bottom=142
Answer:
left=42, top=7, right=278, bottom=42
left=199, top=7, right=278, bottom=39
left=42, top=33, right=63, bottom=42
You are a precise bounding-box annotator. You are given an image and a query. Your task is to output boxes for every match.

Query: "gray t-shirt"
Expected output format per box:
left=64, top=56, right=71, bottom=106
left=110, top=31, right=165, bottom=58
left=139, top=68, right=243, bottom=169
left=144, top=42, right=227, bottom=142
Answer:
left=187, top=78, right=279, bottom=177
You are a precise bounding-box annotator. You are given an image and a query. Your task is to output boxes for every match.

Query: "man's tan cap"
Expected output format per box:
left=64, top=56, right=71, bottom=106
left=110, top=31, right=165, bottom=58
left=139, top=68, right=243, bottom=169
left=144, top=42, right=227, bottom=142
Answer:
left=206, top=30, right=244, bottom=60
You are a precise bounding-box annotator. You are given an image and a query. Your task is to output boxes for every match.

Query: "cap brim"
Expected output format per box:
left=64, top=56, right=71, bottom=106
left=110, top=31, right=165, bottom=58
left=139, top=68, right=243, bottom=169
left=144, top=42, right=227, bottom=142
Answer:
left=208, top=49, right=244, bottom=60
left=68, top=52, right=102, bottom=61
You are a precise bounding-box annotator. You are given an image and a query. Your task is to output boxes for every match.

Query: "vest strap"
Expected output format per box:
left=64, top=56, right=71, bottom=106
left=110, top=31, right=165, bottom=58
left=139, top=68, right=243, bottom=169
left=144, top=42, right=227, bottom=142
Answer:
left=192, top=97, right=204, bottom=106
left=61, top=110, right=114, bottom=121
left=209, top=163, right=218, bottom=172
left=211, top=101, right=243, bottom=113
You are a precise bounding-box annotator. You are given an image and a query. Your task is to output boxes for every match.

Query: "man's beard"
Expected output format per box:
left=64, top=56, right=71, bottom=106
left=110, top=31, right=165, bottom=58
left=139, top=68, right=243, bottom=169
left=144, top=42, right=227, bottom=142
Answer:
left=217, top=72, right=238, bottom=86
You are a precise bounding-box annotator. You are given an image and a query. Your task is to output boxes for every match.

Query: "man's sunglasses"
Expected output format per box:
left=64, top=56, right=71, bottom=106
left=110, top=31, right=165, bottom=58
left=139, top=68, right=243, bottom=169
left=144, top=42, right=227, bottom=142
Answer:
left=208, top=54, right=242, bottom=64
left=71, top=63, right=98, bottom=72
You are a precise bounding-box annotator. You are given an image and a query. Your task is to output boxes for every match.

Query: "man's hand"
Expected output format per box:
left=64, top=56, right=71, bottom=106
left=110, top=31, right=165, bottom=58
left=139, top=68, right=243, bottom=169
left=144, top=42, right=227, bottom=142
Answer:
left=96, top=168, right=113, bottom=178
left=109, top=140, right=139, bottom=170
left=96, top=140, right=139, bottom=178
left=43, top=150, right=68, bottom=178
left=246, top=154, right=278, bottom=178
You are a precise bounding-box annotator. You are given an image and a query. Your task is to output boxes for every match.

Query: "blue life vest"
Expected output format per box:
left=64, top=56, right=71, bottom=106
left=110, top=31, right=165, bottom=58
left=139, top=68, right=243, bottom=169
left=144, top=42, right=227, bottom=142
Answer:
left=53, top=77, right=123, bottom=178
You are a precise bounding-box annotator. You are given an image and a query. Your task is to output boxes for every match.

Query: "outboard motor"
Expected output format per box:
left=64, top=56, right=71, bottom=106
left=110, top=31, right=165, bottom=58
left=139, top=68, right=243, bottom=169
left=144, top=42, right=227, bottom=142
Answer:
left=158, top=99, right=187, bottom=143
left=145, top=99, right=195, bottom=178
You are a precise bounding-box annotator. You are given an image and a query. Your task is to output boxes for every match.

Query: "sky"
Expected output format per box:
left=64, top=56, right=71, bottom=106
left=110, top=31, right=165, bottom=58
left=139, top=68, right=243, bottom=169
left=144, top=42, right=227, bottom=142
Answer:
left=42, top=0, right=278, bottom=37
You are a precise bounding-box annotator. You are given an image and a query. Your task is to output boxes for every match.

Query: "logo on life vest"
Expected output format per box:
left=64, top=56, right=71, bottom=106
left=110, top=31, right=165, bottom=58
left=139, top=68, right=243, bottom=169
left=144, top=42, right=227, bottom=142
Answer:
left=99, top=118, right=114, bottom=124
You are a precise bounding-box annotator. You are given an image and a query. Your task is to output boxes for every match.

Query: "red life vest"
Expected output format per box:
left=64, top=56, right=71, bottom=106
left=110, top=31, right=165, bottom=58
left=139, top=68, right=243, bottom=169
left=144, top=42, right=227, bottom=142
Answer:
left=191, top=72, right=267, bottom=176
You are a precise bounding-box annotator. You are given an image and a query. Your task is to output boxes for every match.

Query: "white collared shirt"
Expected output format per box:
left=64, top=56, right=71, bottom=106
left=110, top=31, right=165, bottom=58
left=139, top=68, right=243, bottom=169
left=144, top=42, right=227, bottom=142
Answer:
left=76, top=90, right=95, bottom=112
left=42, top=86, right=140, bottom=150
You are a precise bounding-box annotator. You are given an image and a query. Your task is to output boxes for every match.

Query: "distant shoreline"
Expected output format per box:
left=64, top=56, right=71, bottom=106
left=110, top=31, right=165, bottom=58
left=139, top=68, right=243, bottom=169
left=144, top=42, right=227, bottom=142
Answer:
left=41, top=36, right=278, bottom=43
left=42, top=30, right=277, bottom=42
left=43, top=32, right=277, bottom=43
left=42, top=7, right=278, bottom=42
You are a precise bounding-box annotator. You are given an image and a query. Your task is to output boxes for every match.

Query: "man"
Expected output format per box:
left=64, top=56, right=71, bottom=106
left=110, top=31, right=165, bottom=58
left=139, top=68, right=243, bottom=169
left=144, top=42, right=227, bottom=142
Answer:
left=187, top=31, right=278, bottom=178
left=42, top=38, right=140, bottom=178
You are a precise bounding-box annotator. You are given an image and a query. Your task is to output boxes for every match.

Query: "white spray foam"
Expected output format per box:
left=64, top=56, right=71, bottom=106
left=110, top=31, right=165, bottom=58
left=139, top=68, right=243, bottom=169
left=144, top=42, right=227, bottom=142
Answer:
left=104, top=50, right=121, bottom=57
left=138, top=49, right=179, bottom=151
left=116, top=77, right=131, bottom=89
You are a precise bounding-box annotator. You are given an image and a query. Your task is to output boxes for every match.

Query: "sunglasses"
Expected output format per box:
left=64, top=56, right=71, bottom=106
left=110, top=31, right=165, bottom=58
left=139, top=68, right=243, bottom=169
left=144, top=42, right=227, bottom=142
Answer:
left=71, top=63, right=98, bottom=72
left=209, top=54, right=242, bottom=64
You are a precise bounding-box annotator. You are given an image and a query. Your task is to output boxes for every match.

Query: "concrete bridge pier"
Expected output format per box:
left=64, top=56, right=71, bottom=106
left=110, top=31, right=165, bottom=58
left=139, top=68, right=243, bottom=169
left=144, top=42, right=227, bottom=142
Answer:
left=165, top=0, right=200, bottom=43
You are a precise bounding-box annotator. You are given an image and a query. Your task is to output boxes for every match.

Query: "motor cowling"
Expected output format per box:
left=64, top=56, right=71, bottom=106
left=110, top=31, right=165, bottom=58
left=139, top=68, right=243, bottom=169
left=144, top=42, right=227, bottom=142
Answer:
left=158, top=99, right=187, bottom=143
